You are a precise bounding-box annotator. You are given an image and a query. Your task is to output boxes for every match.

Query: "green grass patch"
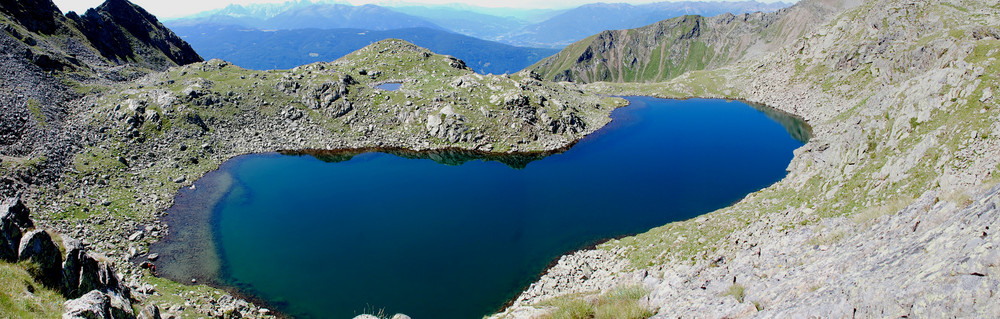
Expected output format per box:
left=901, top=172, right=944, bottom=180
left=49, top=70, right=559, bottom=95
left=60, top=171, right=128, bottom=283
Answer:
left=538, top=285, right=652, bottom=319
left=721, top=284, right=745, bottom=303
left=0, top=261, right=64, bottom=318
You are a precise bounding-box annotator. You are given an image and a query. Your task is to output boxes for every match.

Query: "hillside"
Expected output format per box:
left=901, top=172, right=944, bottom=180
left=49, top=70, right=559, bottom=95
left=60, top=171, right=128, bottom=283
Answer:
left=497, top=0, right=1000, bottom=317
left=170, top=25, right=559, bottom=74
left=502, top=1, right=790, bottom=48
left=528, top=0, right=856, bottom=83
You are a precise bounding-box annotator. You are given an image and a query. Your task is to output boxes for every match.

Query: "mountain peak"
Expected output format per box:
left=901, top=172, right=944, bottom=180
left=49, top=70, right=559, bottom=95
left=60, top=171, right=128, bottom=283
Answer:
left=69, top=0, right=202, bottom=69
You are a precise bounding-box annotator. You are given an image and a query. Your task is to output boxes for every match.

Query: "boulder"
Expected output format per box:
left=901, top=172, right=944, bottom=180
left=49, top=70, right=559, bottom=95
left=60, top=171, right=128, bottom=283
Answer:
left=61, top=289, right=134, bottom=319
left=63, top=290, right=110, bottom=319
left=18, top=229, right=63, bottom=288
left=62, top=236, right=87, bottom=297
left=1, top=197, right=33, bottom=228
left=0, top=210, right=22, bottom=261
left=77, top=253, right=125, bottom=298
left=106, top=290, right=135, bottom=319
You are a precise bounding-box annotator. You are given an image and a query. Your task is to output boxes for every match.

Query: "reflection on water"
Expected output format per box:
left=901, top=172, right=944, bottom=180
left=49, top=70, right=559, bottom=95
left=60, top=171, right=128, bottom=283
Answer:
left=746, top=102, right=813, bottom=143
left=281, top=148, right=557, bottom=170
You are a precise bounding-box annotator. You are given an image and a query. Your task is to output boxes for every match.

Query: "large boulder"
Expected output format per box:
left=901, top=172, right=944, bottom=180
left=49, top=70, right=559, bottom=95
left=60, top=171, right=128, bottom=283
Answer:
left=1, top=197, right=34, bottom=227
left=0, top=211, right=22, bottom=261
left=18, top=229, right=63, bottom=287
left=63, top=290, right=110, bottom=319
left=62, top=289, right=135, bottom=319
left=77, top=253, right=123, bottom=297
left=61, top=235, right=88, bottom=297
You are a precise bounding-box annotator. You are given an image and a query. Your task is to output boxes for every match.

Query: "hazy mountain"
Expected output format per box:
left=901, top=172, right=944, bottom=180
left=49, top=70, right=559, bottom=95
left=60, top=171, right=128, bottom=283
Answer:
left=388, top=6, right=528, bottom=40
left=502, top=1, right=792, bottom=48
left=166, top=2, right=441, bottom=31
left=390, top=3, right=563, bottom=23
left=172, top=25, right=559, bottom=74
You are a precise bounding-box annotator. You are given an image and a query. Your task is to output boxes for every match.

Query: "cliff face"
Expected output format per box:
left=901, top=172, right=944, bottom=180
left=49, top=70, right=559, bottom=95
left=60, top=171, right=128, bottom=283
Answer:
left=528, top=0, right=864, bottom=83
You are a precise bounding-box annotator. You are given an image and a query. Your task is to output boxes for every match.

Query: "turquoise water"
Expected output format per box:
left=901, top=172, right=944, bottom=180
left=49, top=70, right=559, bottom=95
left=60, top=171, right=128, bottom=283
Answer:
left=150, top=97, right=808, bottom=318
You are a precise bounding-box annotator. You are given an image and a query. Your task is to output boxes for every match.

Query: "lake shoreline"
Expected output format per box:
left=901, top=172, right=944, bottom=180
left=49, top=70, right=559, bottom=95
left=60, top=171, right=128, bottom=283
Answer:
left=146, top=96, right=807, bottom=318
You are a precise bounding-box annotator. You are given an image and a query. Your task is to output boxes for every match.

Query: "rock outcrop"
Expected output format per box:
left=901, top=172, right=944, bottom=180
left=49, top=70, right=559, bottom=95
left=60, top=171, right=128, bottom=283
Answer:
left=1, top=197, right=134, bottom=318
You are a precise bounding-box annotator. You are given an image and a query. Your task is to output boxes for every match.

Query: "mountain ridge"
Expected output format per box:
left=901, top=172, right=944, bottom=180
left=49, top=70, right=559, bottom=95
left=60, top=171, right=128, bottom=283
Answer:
left=527, top=0, right=859, bottom=83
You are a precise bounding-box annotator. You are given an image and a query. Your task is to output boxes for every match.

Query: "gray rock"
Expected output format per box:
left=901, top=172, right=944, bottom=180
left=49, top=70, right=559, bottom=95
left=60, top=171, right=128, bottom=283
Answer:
left=0, top=209, right=22, bottom=261
left=353, top=315, right=379, bottom=319
left=391, top=314, right=412, bottom=319
left=1, top=197, right=33, bottom=228
left=61, top=235, right=87, bottom=297
left=18, top=229, right=63, bottom=288
left=63, top=290, right=109, bottom=319
left=106, top=290, right=135, bottom=319
left=62, top=289, right=134, bottom=319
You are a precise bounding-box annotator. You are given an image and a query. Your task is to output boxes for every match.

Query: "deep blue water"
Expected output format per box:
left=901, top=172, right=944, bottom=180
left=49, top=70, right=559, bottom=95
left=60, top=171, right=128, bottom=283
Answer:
left=150, top=97, right=808, bottom=319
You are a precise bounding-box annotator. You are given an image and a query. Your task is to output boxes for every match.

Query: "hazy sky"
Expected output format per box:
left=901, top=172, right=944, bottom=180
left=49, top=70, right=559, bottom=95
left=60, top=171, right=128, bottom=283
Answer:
left=52, top=0, right=792, bottom=19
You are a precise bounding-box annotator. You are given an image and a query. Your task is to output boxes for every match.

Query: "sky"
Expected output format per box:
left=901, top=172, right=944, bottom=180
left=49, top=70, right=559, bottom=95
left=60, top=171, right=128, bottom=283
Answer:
left=51, top=0, right=791, bottom=19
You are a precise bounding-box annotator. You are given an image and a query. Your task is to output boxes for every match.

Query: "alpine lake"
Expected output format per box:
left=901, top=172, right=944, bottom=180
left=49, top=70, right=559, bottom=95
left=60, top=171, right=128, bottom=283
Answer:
left=148, top=96, right=810, bottom=318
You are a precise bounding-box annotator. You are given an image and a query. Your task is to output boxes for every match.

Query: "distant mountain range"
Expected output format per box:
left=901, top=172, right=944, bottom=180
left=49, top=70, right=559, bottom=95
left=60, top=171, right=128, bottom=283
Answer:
left=170, top=25, right=559, bottom=74
left=166, top=0, right=791, bottom=48
left=168, top=2, right=442, bottom=31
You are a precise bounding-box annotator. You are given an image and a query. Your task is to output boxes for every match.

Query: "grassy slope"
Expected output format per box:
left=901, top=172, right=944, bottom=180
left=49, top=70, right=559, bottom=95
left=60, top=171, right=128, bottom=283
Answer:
left=0, top=262, right=64, bottom=318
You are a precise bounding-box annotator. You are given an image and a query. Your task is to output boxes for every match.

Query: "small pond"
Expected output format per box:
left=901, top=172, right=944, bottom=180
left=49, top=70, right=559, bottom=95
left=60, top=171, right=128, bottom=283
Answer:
left=375, top=82, right=402, bottom=91
left=149, top=97, right=809, bottom=318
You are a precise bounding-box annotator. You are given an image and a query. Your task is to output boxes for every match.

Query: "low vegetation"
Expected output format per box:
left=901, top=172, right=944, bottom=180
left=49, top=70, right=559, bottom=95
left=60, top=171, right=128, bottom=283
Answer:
left=537, top=285, right=652, bottom=319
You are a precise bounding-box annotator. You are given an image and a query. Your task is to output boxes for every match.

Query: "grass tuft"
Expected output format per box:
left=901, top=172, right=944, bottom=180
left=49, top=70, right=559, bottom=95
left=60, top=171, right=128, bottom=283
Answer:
left=538, top=285, right=652, bottom=319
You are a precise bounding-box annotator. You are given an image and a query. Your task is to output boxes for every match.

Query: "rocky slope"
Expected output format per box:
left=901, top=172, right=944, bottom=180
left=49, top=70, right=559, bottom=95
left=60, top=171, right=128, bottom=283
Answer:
left=0, top=0, right=201, bottom=199
left=527, top=0, right=861, bottom=83
left=496, top=0, right=1000, bottom=317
